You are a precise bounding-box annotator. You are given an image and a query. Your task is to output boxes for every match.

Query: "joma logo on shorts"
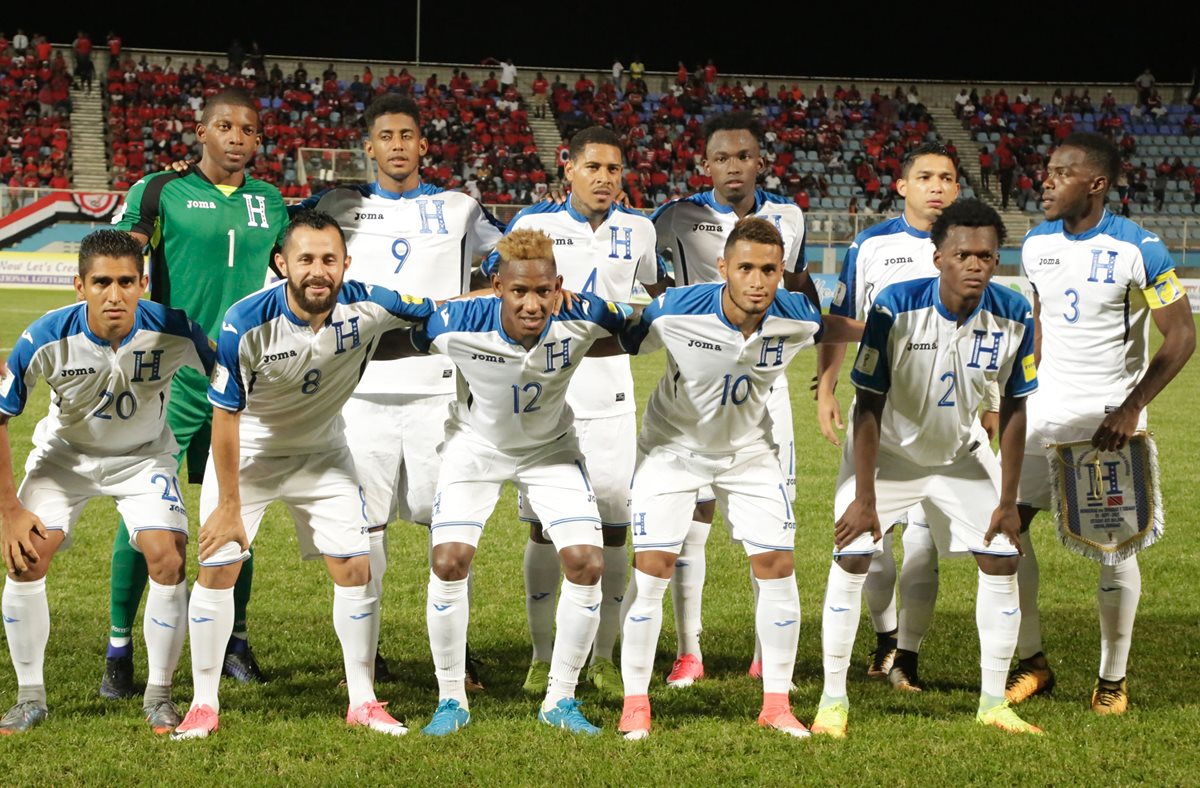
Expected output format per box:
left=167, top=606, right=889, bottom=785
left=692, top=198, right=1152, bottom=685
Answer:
left=687, top=339, right=722, bottom=351
left=471, top=353, right=505, bottom=363
left=354, top=211, right=384, bottom=221
left=60, top=367, right=96, bottom=377
left=263, top=350, right=297, bottom=363
left=905, top=341, right=937, bottom=351
left=186, top=200, right=216, bottom=209
left=692, top=223, right=722, bottom=232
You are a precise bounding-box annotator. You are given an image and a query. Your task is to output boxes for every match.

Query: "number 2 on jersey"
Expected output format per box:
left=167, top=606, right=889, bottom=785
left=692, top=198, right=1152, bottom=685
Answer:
left=937, top=371, right=956, bottom=407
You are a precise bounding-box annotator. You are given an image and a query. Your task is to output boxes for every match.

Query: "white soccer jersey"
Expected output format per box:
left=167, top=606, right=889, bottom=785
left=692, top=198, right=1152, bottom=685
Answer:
left=298, top=182, right=504, bottom=395
left=829, top=215, right=938, bottom=320
left=621, top=283, right=823, bottom=455
left=208, top=280, right=435, bottom=456
left=851, top=277, right=1037, bottom=467
left=1, top=301, right=213, bottom=457
left=651, top=189, right=807, bottom=286
left=1021, top=211, right=1183, bottom=425
left=412, top=293, right=629, bottom=451
left=482, top=200, right=658, bottom=418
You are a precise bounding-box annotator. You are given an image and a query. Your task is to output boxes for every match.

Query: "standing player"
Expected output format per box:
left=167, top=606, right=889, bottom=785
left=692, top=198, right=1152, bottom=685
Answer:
left=481, top=126, right=662, bottom=698
left=614, top=218, right=862, bottom=740
left=293, top=94, right=503, bottom=681
left=106, top=88, right=288, bottom=695
left=171, top=211, right=434, bottom=739
left=383, top=230, right=628, bottom=736
left=1, top=231, right=214, bottom=734
left=812, top=199, right=1042, bottom=738
left=1007, top=132, right=1194, bottom=714
left=816, top=143, right=994, bottom=688
left=648, top=111, right=816, bottom=684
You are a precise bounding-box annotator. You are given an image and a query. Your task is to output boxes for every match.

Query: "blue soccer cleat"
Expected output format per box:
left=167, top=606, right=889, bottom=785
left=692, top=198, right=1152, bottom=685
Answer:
left=422, top=698, right=470, bottom=736
left=538, top=698, right=601, bottom=736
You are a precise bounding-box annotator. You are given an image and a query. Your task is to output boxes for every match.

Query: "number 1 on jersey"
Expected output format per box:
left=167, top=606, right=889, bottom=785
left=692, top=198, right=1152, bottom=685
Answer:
left=226, top=229, right=235, bottom=268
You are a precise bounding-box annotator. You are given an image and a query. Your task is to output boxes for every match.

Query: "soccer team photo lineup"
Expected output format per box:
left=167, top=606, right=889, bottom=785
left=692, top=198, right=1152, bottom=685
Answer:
left=1, top=31, right=1197, bottom=764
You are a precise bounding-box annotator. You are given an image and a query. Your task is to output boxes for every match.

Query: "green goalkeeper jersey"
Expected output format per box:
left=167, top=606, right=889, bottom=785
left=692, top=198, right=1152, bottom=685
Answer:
left=114, top=167, right=289, bottom=340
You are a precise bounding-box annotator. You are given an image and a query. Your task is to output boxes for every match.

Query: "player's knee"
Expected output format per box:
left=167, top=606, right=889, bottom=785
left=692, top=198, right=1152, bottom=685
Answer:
left=327, top=554, right=370, bottom=586
left=197, top=562, right=241, bottom=589
left=750, top=550, right=794, bottom=580
left=976, top=553, right=1019, bottom=576
left=139, top=532, right=186, bottom=584
left=430, top=545, right=473, bottom=581
left=559, top=545, right=603, bottom=585
left=693, top=500, right=716, bottom=523
left=835, top=554, right=871, bottom=574
left=601, top=526, right=627, bottom=548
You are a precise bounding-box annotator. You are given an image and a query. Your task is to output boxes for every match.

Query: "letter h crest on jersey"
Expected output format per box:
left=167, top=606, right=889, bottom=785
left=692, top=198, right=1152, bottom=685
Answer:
left=244, top=195, right=269, bottom=228
left=544, top=338, right=572, bottom=371
left=756, top=336, right=785, bottom=367
left=1088, top=249, right=1118, bottom=284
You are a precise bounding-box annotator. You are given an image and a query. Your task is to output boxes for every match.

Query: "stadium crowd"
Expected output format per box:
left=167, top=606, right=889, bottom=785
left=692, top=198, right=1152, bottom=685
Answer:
left=0, top=30, right=74, bottom=189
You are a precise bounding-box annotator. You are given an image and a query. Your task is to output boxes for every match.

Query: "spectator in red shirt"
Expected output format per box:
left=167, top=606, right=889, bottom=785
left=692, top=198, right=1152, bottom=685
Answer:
left=676, top=61, right=688, bottom=86
left=107, top=31, right=122, bottom=57
left=978, top=146, right=993, bottom=190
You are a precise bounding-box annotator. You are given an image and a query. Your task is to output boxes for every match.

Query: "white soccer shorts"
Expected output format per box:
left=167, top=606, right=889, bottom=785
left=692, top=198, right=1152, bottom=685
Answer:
left=832, top=435, right=1016, bottom=558
left=518, top=411, right=634, bottom=528
left=696, top=382, right=795, bottom=513
left=18, top=448, right=188, bottom=550
left=430, top=427, right=603, bottom=551
left=198, top=446, right=370, bottom=566
left=631, top=444, right=796, bottom=557
left=342, top=392, right=452, bottom=527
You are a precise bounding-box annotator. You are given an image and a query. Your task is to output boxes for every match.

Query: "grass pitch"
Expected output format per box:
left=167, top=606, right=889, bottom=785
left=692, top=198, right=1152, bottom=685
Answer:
left=1, top=288, right=1197, bottom=785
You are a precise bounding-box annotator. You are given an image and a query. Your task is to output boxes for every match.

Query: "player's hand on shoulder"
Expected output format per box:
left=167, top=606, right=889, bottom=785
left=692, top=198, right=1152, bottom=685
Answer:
left=1091, top=405, right=1139, bottom=452
left=557, top=289, right=581, bottom=314
left=545, top=186, right=568, bottom=205
left=163, top=158, right=194, bottom=174
left=0, top=503, right=48, bottom=576
left=984, top=502, right=1022, bottom=555
left=834, top=497, right=880, bottom=550
left=816, top=387, right=844, bottom=446
left=198, top=502, right=249, bottom=562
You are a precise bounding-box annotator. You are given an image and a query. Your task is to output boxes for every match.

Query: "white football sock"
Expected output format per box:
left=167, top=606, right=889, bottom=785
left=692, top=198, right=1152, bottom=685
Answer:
left=672, top=519, right=710, bottom=658
left=187, top=583, right=234, bottom=712
left=3, top=577, right=49, bottom=700
left=523, top=539, right=560, bottom=663
left=143, top=579, right=186, bottom=689
left=897, top=523, right=939, bottom=652
left=367, top=531, right=387, bottom=677
left=334, top=583, right=378, bottom=709
left=821, top=561, right=865, bottom=699
left=750, top=567, right=763, bottom=663
left=1015, top=531, right=1043, bottom=659
left=755, top=574, right=801, bottom=695
left=427, top=572, right=469, bottom=708
left=1098, top=556, right=1140, bottom=681
left=621, top=570, right=668, bottom=698
left=864, top=530, right=897, bottom=634
left=976, top=570, right=1020, bottom=699
left=544, top=578, right=601, bottom=710
left=592, top=545, right=627, bottom=664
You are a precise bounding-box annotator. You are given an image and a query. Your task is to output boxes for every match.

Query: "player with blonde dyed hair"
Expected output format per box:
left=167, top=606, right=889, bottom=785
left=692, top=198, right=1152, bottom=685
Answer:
left=494, top=227, right=556, bottom=265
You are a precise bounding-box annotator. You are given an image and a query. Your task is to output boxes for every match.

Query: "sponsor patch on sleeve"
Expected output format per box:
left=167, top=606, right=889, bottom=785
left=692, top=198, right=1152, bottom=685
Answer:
left=832, top=281, right=846, bottom=307
left=854, top=346, right=879, bottom=376
left=1143, top=270, right=1184, bottom=309
left=212, top=364, right=230, bottom=393
left=1022, top=354, right=1036, bottom=383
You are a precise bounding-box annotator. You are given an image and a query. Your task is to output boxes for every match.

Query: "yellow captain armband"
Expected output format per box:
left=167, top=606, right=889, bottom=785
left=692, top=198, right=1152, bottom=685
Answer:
left=1143, top=270, right=1184, bottom=309
left=1022, top=354, right=1037, bottom=383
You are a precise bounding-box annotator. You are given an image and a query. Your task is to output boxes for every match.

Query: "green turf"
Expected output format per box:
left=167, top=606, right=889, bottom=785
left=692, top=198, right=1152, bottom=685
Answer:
left=1, top=288, right=1198, bottom=785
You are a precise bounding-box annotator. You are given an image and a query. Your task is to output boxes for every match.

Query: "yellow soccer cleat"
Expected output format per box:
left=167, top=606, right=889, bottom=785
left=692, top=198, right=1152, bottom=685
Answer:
left=1091, top=678, right=1128, bottom=715
left=811, top=702, right=848, bottom=739
left=977, top=700, right=1044, bottom=735
left=1004, top=656, right=1055, bottom=704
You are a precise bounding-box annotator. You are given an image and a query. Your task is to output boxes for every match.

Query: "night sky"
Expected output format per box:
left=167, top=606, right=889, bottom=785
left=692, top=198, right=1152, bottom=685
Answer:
left=9, top=4, right=1196, bottom=85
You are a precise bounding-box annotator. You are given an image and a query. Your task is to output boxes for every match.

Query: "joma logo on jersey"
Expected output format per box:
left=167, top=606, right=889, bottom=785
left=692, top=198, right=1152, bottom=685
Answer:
left=553, top=238, right=574, bottom=246
left=354, top=211, right=384, bottom=221
left=692, top=222, right=723, bottom=232
left=884, top=256, right=914, bottom=266
left=687, top=339, right=722, bottom=351
left=60, top=367, right=97, bottom=377
left=906, top=341, right=938, bottom=351
left=186, top=200, right=216, bottom=210
left=263, top=350, right=298, bottom=364
left=1038, top=257, right=1060, bottom=266
left=470, top=353, right=506, bottom=364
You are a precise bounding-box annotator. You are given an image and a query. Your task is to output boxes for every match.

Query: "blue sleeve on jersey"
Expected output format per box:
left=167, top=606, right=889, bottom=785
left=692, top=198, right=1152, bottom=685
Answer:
left=849, top=298, right=895, bottom=394
left=795, top=230, right=808, bottom=273
left=481, top=249, right=501, bottom=278
left=0, top=335, right=35, bottom=417
left=1005, top=310, right=1038, bottom=399
left=361, top=283, right=437, bottom=323
left=288, top=188, right=329, bottom=215
left=207, top=317, right=247, bottom=412
left=415, top=299, right=475, bottom=352
left=830, top=243, right=859, bottom=318
left=189, top=319, right=216, bottom=375
left=569, top=292, right=630, bottom=333
left=1138, top=234, right=1176, bottom=280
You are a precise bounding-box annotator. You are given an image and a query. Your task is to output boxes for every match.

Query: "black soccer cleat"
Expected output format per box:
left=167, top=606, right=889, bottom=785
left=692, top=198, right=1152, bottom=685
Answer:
left=99, top=654, right=136, bottom=700
left=222, top=640, right=266, bottom=684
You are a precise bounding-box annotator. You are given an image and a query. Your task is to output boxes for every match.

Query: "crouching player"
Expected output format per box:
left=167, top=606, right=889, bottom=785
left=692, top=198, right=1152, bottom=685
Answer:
left=812, top=199, right=1043, bottom=738
left=614, top=217, right=862, bottom=739
left=171, top=210, right=435, bottom=739
left=1, top=230, right=214, bottom=734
